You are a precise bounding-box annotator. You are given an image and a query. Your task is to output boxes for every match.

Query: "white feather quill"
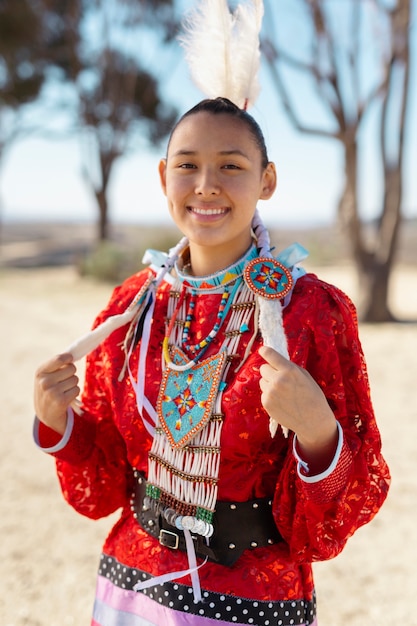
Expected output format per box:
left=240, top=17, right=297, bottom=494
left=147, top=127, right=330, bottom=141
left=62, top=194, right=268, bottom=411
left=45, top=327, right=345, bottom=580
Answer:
left=252, top=210, right=290, bottom=438
left=258, top=298, right=289, bottom=438
left=231, top=0, right=264, bottom=108
left=180, top=0, right=264, bottom=109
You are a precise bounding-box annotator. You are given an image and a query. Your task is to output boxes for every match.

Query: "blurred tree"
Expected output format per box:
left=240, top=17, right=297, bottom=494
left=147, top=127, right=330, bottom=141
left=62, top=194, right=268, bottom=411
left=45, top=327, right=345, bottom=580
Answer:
left=62, top=0, right=178, bottom=241
left=0, top=0, right=87, bottom=241
left=0, top=1, right=73, bottom=169
left=0, top=3, right=43, bottom=112
left=263, top=0, right=412, bottom=322
left=0, top=0, right=178, bottom=241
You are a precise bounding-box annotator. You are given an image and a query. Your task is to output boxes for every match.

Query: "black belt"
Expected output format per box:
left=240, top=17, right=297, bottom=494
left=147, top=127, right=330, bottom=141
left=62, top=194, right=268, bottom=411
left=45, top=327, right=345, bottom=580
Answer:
left=130, top=471, right=282, bottom=567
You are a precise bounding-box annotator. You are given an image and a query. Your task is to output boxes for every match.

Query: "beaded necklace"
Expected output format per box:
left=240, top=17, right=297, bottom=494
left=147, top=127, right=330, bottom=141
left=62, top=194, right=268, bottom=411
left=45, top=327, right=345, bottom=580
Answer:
left=146, top=244, right=259, bottom=538
left=182, top=287, right=230, bottom=353
left=131, top=240, right=307, bottom=543
left=162, top=278, right=243, bottom=372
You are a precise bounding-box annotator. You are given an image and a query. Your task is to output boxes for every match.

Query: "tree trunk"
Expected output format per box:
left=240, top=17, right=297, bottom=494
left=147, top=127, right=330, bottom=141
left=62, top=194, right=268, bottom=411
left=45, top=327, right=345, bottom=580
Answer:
left=358, top=0, right=411, bottom=323
left=338, top=137, right=368, bottom=267
left=358, top=258, right=396, bottom=322
left=345, top=164, right=403, bottom=322
left=96, top=188, right=109, bottom=241
left=360, top=165, right=403, bottom=321
left=94, top=151, right=117, bottom=242
left=339, top=140, right=398, bottom=322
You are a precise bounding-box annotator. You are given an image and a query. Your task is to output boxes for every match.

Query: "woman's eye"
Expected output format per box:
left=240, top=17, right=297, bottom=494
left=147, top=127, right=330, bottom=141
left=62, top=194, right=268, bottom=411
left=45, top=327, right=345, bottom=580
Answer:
left=222, top=164, right=241, bottom=170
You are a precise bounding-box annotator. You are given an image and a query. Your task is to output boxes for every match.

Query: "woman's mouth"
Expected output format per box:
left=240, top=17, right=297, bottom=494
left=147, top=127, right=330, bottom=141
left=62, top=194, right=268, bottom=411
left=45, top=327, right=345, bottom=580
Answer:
left=188, top=206, right=229, bottom=216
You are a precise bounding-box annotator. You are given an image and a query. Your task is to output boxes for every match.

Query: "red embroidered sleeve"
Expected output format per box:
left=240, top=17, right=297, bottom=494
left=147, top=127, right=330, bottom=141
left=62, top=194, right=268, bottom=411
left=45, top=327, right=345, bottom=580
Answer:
left=272, top=275, right=390, bottom=562
left=301, top=436, right=354, bottom=505
left=292, top=423, right=354, bottom=504
left=50, top=271, right=154, bottom=520
left=35, top=409, right=96, bottom=464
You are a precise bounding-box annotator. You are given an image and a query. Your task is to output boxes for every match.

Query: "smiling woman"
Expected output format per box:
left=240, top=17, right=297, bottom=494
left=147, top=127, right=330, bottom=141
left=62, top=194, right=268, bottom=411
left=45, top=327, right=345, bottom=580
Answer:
left=158, top=103, right=277, bottom=275
left=32, top=94, right=390, bottom=626
left=32, top=2, right=390, bottom=625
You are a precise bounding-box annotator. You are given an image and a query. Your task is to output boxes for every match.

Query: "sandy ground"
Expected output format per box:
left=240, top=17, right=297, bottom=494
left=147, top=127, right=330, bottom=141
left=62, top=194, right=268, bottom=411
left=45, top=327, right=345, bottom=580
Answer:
left=1, top=258, right=416, bottom=626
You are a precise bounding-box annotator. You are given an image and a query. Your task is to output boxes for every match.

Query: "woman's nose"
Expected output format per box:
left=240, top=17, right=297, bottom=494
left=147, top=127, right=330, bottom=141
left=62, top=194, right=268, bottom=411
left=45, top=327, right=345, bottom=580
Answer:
left=194, top=168, right=220, bottom=195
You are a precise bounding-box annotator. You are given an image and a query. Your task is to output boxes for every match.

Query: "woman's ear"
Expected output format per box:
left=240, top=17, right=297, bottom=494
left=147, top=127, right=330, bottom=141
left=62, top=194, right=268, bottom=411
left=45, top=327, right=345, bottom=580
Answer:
left=259, top=162, right=277, bottom=200
left=158, top=158, right=167, bottom=195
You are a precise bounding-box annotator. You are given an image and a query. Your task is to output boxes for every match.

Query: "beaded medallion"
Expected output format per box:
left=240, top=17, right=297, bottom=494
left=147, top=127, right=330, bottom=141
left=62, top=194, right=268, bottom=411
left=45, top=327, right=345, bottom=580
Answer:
left=244, top=257, right=293, bottom=299
left=157, top=347, right=227, bottom=449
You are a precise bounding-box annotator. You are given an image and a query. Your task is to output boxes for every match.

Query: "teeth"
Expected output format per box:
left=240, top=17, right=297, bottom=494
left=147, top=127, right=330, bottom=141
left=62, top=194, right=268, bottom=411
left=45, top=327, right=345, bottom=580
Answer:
left=191, top=207, right=226, bottom=215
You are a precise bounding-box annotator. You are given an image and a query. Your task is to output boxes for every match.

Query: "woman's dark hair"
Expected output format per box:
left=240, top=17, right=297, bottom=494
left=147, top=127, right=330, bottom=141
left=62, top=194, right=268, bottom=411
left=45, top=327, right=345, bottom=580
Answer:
left=167, top=97, right=269, bottom=169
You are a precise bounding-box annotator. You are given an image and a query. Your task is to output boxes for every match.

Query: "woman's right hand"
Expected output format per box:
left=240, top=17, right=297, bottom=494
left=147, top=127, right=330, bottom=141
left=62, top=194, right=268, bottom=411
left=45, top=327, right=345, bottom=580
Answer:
left=34, top=353, right=80, bottom=435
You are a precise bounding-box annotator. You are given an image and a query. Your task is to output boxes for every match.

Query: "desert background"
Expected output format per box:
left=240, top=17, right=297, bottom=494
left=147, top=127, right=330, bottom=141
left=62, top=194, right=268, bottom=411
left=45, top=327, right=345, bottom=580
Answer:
left=1, top=220, right=416, bottom=625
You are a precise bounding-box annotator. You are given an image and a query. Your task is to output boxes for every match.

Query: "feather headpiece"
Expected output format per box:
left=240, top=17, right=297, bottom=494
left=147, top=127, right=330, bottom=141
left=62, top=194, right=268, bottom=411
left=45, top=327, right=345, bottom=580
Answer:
left=180, top=0, right=264, bottom=109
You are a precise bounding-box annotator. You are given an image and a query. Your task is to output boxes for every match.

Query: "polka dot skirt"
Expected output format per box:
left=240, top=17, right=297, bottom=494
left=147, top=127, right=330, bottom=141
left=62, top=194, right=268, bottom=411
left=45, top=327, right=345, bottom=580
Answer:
left=98, top=554, right=316, bottom=625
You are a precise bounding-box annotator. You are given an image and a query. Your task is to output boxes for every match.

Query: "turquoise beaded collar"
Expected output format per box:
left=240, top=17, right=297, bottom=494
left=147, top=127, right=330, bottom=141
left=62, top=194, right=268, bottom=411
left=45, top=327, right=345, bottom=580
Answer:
left=144, top=241, right=308, bottom=295
left=175, top=243, right=258, bottom=292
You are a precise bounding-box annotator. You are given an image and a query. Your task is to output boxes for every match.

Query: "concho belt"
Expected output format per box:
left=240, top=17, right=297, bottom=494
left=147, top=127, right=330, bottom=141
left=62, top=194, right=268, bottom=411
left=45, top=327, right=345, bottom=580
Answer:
left=130, top=470, right=283, bottom=567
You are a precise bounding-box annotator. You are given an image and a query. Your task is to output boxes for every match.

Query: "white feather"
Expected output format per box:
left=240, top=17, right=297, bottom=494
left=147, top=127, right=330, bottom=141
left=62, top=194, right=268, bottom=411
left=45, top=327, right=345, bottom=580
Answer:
left=180, top=0, right=264, bottom=109
left=64, top=309, right=138, bottom=362
left=258, top=298, right=289, bottom=359
left=180, top=0, right=233, bottom=101
left=231, top=0, right=264, bottom=108
left=258, top=297, right=290, bottom=439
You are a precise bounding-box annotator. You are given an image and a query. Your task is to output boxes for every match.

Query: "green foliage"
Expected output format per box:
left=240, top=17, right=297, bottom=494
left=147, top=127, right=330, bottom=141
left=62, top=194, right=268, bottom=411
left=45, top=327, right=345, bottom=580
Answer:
left=78, top=229, right=180, bottom=284
left=78, top=241, right=141, bottom=283
left=0, top=1, right=44, bottom=106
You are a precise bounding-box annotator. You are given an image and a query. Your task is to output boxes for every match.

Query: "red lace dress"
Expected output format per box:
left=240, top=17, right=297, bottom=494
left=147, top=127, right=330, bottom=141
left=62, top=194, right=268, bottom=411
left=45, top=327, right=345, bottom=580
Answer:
left=35, top=269, right=390, bottom=626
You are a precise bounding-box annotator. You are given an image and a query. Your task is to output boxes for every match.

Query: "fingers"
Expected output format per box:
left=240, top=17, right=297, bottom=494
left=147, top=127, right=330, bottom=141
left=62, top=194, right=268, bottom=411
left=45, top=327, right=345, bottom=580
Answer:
left=258, top=344, right=336, bottom=444
left=258, top=345, right=288, bottom=369
left=259, top=346, right=292, bottom=387
left=36, top=358, right=79, bottom=399
left=34, top=354, right=80, bottom=434
left=36, top=352, right=74, bottom=375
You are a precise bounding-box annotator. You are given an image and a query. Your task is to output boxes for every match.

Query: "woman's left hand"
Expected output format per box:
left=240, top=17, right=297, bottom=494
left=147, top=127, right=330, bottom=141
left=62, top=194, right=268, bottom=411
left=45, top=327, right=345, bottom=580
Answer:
left=259, top=346, right=338, bottom=473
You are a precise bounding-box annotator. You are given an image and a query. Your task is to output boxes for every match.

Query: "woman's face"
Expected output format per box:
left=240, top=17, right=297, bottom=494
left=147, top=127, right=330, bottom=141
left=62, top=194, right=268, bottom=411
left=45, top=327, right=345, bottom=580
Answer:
left=159, top=111, right=276, bottom=274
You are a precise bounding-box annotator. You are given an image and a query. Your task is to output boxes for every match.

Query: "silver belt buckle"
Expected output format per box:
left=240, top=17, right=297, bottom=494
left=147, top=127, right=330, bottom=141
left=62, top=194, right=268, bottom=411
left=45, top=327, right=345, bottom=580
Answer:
left=159, top=529, right=180, bottom=550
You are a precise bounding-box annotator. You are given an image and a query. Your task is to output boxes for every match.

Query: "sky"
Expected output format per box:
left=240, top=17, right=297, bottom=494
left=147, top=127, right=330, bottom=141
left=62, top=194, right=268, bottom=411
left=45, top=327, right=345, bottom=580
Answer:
left=1, top=0, right=416, bottom=229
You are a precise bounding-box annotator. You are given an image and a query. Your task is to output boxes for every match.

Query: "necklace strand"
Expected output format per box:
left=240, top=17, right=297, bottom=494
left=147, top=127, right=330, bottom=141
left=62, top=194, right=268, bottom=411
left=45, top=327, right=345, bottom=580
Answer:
left=148, top=250, right=258, bottom=536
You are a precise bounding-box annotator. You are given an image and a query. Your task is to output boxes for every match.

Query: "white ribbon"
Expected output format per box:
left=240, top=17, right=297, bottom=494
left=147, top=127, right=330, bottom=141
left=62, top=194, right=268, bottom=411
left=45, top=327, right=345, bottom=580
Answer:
left=133, top=530, right=207, bottom=604
left=127, top=288, right=158, bottom=437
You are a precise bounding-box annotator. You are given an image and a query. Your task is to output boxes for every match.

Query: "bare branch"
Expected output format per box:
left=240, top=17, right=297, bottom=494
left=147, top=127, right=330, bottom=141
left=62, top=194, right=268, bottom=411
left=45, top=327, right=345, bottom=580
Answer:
left=266, top=57, right=338, bottom=139
left=306, top=1, right=345, bottom=114
left=357, top=74, right=389, bottom=123
left=349, top=0, right=361, bottom=116
left=261, top=39, right=320, bottom=76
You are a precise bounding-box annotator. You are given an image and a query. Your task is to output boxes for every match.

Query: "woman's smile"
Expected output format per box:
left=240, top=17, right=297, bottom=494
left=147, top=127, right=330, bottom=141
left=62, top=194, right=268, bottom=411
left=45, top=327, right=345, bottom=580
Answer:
left=187, top=205, right=230, bottom=218
left=158, top=111, right=277, bottom=275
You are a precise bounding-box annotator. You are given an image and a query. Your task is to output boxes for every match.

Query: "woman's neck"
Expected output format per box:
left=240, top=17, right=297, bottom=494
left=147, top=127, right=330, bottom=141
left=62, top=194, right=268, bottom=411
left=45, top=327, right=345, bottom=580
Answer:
left=187, top=238, right=254, bottom=277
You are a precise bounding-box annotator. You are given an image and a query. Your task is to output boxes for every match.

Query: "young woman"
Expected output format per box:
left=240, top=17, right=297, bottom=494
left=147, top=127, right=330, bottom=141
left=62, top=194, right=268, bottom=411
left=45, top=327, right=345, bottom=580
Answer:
left=33, top=97, right=390, bottom=626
